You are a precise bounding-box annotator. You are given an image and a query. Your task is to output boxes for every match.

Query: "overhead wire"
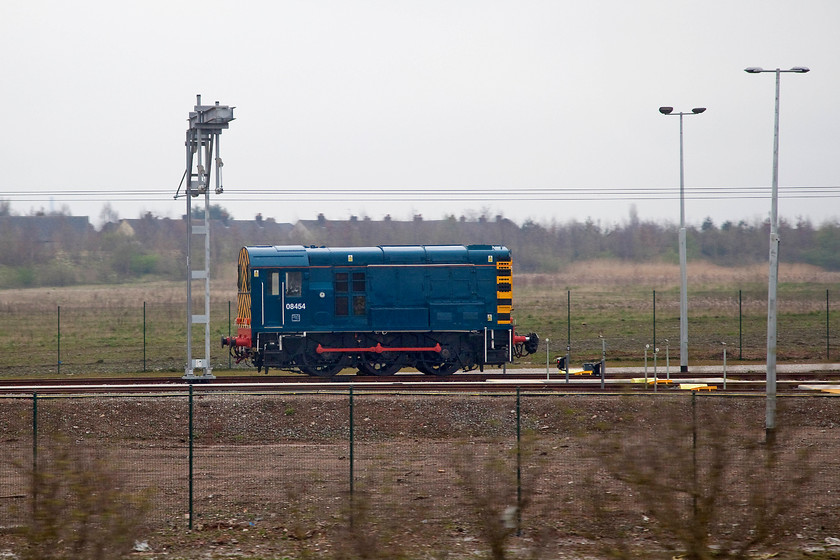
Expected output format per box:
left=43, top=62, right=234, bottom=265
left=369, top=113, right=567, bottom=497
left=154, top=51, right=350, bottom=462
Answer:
left=1, top=185, right=839, bottom=203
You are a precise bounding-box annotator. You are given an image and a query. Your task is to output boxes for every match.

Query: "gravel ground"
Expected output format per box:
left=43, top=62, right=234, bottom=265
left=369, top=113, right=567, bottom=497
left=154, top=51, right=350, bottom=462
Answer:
left=2, top=391, right=840, bottom=559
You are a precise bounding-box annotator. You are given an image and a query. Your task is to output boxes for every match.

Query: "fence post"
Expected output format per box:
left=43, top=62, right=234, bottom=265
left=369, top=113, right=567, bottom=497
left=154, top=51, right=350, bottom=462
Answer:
left=827, top=289, right=831, bottom=361
left=228, top=300, right=232, bottom=369
left=652, top=290, right=656, bottom=352
left=692, top=392, right=698, bottom=520
left=143, top=301, right=147, bottom=372
left=739, top=290, right=743, bottom=360
left=566, top=290, right=571, bottom=363
left=32, top=391, right=38, bottom=519
left=349, top=386, right=355, bottom=497
left=32, top=392, right=38, bottom=474
left=188, top=384, right=194, bottom=530
left=57, top=305, right=61, bottom=375
left=349, top=386, right=355, bottom=528
left=516, top=387, right=521, bottom=537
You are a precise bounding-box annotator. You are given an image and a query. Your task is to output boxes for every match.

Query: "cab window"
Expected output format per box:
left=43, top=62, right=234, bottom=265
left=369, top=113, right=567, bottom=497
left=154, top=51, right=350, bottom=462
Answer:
left=286, top=271, right=302, bottom=297
left=335, top=271, right=365, bottom=316
left=270, top=272, right=280, bottom=296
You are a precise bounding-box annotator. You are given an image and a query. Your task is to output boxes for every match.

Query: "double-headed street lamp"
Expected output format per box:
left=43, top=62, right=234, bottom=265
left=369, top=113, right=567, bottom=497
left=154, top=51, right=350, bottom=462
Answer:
left=744, top=66, right=810, bottom=443
left=659, top=106, right=706, bottom=373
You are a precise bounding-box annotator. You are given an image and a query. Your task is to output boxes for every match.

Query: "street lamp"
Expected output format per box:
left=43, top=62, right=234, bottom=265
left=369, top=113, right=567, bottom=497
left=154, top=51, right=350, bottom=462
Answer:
left=659, top=106, right=706, bottom=373
left=744, top=66, right=810, bottom=443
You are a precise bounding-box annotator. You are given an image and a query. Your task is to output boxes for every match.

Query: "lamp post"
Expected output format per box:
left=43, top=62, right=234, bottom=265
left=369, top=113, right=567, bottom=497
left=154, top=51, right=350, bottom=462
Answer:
left=744, top=66, right=810, bottom=444
left=659, top=106, right=706, bottom=373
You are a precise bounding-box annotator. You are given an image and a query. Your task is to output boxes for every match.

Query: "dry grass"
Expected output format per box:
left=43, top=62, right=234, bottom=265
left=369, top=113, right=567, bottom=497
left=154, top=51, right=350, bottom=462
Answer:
left=0, top=281, right=231, bottom=310
left=2, top=260, right=836, bottom=309
left=518, top=260, right=840, bottom=290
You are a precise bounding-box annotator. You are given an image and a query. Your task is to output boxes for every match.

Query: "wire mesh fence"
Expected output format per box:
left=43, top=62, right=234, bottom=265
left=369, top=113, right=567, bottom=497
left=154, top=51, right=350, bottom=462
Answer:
left=1, top=286, right=838, bottom=376
left=1, top=300, right=236, bottom=376
left=2, top=390, right=840, bottom=557
left=517, top=286, right=838, bottom=365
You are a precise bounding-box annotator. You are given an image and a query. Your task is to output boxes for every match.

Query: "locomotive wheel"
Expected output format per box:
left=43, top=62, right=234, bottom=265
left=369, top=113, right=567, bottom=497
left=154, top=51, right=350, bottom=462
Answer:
left=415, top=349, right=460, bottom=376
left=300, top=343, right=350, bottom=378
left=357, top=352, right=404, bottom=376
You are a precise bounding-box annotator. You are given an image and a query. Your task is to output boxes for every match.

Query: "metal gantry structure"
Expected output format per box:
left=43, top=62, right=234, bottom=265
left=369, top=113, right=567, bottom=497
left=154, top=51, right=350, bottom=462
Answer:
left=177, top=95, right=235, bottom=381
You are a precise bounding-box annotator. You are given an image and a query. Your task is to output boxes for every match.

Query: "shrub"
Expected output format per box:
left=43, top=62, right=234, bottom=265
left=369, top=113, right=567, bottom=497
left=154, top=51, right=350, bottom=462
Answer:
left=584, top=397, right=814, bottom=560
left=16, top=436, right=152, bottom=560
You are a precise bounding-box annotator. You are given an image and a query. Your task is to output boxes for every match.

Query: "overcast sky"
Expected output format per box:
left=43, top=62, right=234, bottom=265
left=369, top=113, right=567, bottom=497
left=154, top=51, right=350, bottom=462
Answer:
left=2, top=0, right=839, bottom=228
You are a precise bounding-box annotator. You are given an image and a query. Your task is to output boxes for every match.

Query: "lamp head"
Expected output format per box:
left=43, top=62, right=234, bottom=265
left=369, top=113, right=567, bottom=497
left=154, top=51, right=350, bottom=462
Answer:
left=744, top=67, right=764, bottom=73
left=692, top=107, right=706, bottom=114
left=658, top=106, right=674, bottom=115
left=790, top=66, right=810, bottom=73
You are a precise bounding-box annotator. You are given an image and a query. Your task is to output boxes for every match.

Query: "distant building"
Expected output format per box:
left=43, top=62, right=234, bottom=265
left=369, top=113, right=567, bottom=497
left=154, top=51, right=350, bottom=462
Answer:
left=0, top=215, right=91, bottom=242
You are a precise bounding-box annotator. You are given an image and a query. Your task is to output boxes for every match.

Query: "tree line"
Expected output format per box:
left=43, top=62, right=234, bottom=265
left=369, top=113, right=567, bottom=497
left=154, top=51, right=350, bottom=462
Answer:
left=0, top=204, right=838, bottom=289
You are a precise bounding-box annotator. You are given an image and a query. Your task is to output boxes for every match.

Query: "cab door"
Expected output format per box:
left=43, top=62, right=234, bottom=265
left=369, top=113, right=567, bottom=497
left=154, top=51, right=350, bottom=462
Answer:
left=260, top=269, right=306, bottom=330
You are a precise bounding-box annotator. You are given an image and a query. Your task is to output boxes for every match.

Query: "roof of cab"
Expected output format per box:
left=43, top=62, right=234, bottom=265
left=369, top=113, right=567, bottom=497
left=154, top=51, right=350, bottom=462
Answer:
left=246, top=245, right=309, bottom=267
left=244, top=244, right=509, bottom=267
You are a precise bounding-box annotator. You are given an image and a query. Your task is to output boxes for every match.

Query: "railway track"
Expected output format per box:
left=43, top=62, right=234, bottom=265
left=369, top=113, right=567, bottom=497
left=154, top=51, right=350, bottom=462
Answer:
left=1, top=367, right=839, bottom=395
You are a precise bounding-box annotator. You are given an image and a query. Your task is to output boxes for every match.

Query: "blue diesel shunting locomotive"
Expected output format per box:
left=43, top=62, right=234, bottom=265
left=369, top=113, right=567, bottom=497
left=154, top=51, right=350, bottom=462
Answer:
left=222, top=244, right=539, bottom=377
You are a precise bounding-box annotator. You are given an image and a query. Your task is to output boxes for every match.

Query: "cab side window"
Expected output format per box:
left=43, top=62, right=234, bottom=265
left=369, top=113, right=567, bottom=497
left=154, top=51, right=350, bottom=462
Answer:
left=335, top=271, right=365, bottom=316
left=286, top=271, right=302, bottom=297
left=335, top=272, right=349, bottom=316
left=270, top=272, right=280, bottom=296
left=352, top=272, right=366, bottom=315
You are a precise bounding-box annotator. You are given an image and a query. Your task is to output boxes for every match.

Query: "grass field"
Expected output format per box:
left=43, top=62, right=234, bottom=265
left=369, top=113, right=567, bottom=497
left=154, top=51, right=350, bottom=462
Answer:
left=1, top=260, right=838, bottom=377
left=514, top=260, right=840, bottom=365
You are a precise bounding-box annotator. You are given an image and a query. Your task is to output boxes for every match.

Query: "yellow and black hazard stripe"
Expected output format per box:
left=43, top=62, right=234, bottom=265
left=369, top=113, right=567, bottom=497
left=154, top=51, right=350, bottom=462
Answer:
left=496, top=257, right=512, bottom=324
left=236, top=247, right=252, bottom=326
